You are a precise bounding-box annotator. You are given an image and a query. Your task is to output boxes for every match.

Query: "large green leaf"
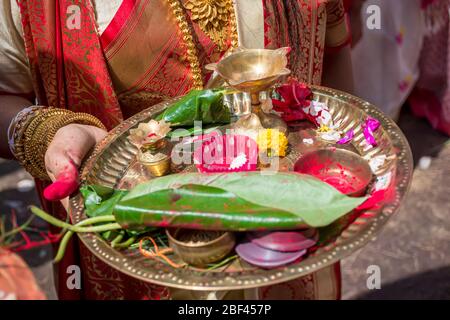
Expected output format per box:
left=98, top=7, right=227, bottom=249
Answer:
left=155, top=89, right=230, bottom=127
left=119, top=172, right=367, bottom=228
left=115, top=184, right=302, bottom=231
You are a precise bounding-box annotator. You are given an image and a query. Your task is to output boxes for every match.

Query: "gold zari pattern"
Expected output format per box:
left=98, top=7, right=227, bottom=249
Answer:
left=184, top=0, right=236, bottom=50
left=168, top=0, right=238, bottom=90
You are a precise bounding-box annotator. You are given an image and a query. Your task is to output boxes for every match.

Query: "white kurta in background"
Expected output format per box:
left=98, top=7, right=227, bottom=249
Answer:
left=351, top=0, right=424, bottom=120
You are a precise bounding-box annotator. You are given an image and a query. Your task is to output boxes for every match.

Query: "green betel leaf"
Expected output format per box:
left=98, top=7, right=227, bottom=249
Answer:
left=80, top=185, right=128, bottom=218
left=121, top=172, right=367, bottom=228
left=155, top=89, right=230, bottom=127
left=115, top=184, right=303, bottom=231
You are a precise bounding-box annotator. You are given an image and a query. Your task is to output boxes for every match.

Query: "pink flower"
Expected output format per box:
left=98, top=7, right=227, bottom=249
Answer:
left=194, top=134, right=258, bottom=173
left=363, top=117, right=381, bottom=147
left=337, top=129, right=355, bottom=145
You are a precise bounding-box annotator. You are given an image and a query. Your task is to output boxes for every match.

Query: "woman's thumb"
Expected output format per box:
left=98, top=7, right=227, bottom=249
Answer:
left=43, top=159, right=79, bottom=201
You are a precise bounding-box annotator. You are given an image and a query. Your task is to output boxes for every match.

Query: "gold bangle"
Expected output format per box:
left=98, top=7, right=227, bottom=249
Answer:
left=19, top=108, right=106, bottom=180
left=40, top=112, right=106, bottom=154
left=22, top=109, right=74, bottom=179
left=12, top=106, right=52, bottom=164
left=24, top=112, right=74, bottom=179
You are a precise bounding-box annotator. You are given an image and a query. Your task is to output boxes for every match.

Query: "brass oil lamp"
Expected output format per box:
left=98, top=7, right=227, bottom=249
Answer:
left=206, top=47, right=291, bottom=134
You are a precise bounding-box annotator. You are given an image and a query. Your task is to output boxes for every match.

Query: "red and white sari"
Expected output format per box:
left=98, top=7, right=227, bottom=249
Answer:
left=14, top=0, right=350, bottom=300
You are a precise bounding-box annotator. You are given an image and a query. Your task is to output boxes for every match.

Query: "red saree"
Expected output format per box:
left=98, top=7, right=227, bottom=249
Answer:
left=17, top=0, right=349, bottom=300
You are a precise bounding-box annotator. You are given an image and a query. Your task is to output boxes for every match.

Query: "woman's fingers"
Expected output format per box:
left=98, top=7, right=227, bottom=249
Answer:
left=43, top=124, right=107, bottom=201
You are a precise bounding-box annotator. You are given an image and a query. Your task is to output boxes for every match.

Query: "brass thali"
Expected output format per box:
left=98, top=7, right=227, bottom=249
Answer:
left=70, top=85, right=413, bottom=291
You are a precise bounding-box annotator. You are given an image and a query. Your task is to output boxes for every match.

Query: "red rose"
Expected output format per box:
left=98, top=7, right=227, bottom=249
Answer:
left=272, top=78, right=313, bottom=123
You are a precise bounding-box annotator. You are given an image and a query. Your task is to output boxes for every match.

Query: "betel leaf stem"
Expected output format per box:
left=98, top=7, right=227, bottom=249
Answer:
left=110, top=231, right=125, bottom=247
left=53, top=215, right=120, bottom=263
left=30, top=206, right=118, bottom=233
left=112, top=237, right=136, bottom=248
left=30, top=206, right=122, bottom=263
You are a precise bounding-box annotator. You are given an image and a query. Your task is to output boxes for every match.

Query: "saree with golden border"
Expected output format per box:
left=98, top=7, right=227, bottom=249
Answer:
left=17, top=0, right=350, bottom=300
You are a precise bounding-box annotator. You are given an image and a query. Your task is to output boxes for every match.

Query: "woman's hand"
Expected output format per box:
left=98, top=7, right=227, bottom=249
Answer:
left=43, top=124, right=107, bottom=201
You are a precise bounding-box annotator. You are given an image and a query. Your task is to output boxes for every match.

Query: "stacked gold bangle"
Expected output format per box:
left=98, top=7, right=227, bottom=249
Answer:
left=12, top=107, right=106, bottom=180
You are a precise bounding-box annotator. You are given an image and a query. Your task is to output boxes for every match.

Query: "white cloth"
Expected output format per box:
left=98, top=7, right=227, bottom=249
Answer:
left=351, top=0, right=424, bottom=119
left=0, top=0, right=264, bottom=95
left=0, top=0, right=33, bottom=94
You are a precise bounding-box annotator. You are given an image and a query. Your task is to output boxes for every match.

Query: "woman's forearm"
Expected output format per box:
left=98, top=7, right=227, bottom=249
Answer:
left=0, top=95, right=34, bottom=159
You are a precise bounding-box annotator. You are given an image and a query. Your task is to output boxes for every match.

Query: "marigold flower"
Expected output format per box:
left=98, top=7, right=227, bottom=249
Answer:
left=256, top=129, right=288, bottom=157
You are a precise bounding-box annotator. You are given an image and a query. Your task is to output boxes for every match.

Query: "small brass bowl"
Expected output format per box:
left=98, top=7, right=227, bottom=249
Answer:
left=294, top=148, right=373, bottom=197
left=140, top=157, right=171, bottom=177
left=166, top=229, right=236, bottom=267
left=138, top=139, right=172, bottom=177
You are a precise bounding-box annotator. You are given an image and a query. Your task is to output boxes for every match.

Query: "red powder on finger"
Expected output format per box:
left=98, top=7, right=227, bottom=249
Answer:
left=43, top=164, right=79, bottom=201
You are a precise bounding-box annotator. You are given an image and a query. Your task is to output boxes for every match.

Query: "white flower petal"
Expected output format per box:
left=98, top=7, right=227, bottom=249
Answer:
left=317, top=110, right=332, bottom=126
left=374, top=172, right=392, bottom=191
left=309, top=101, right=327, bottom=116
left=369, top=155, right=387, bottom=173
left=232, top=128, right=258, bottom=141
left=320, top=130, right=342, bottom=142
left=230, top=153, right=247, bottom=169
left=302, top=105, right=311, bottom=114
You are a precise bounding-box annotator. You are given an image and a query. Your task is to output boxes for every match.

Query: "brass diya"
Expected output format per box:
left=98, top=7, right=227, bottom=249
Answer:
left=206, top=47, right=290, bottom=133
left=138, top=138, right=172, bottom=177
left=294, top=148, right=373, bottom=197
left=166, top=229, right=236, bottom=267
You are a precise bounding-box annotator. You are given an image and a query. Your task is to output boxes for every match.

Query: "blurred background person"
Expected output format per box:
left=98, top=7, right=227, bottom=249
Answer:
left=409, top=0, right=450, bottom=136
left=349, top=0, right=424, bottom=121
left=350, top=0, right=450, bottom=137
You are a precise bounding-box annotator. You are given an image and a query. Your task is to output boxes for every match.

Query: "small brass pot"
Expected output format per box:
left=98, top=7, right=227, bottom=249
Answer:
left=166, top=229, right=236, bottom=267
left=140, top=156, right=171, bottom=177
left=138, top=139, right=172, bottom=177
